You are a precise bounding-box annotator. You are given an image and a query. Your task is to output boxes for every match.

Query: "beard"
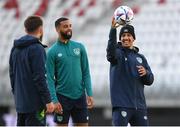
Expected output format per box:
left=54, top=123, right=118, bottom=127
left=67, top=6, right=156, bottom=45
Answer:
left=60, top=31, right=72, bottom=40
left=39, top=34, right=43, bottom=42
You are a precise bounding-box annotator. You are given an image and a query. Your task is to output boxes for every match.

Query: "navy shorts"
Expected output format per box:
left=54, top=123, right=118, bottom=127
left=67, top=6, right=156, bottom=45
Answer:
left=54, top=93, right=88, bottom=124
left=17, top=109, right=46, bottom=126
left=112, top=107, right=149, bottom=126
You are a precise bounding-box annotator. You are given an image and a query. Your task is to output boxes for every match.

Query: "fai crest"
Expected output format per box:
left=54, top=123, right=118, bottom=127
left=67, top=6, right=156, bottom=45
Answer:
left=121, top=111, right=127, bottom=117
left=73, top=48, right=80, bottom=55
left=57, top=116, right=63, bottom=122
left=136, top=57, right=142, bottom=64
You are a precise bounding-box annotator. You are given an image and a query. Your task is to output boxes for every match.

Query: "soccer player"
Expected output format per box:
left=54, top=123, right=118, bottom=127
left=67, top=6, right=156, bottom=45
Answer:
left=106, top=18, right=154, bottom=126
left=46, top=17, right=94, bottom=126
left=9, top=15, right=54, bottom=126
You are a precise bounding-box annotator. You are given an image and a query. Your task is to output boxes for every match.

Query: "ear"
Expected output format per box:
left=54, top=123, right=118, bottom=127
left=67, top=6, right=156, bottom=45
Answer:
left=39, top=26, right=43, bottom=33
left=55, top=26, right=60, bottom=33
left=25, top=28, right=28, bottom=33
left=36, top=26, right=43, bottom=37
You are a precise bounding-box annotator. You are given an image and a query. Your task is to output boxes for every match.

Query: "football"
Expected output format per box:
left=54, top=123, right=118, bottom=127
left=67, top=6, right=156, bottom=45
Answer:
left=113, top=6, right=134, bottom=25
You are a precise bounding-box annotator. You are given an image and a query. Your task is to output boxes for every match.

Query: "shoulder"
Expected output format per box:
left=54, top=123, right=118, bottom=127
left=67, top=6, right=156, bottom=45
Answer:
left=47, top=42, right=58, bottom=54
left=70, top=40, right=86, bottom=50
left=133, top=46, right=146, bottom=59
left=29, top=43, right=45, bottom=53
left=137, top=52, right=146, bottom=59
left=71, top=40, right=84, bottom=47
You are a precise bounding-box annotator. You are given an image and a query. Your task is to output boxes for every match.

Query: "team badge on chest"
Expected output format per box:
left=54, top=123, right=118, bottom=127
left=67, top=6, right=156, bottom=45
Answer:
left=136, top=57, right=143, bottom=64
left=73, top=48, right=80, bottom=55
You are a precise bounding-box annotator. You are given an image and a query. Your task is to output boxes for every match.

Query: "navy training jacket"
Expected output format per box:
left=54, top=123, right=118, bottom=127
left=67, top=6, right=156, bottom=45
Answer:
left=9, top=35, right=51, bottom=113
left=106, top=28, right=154, bottom=109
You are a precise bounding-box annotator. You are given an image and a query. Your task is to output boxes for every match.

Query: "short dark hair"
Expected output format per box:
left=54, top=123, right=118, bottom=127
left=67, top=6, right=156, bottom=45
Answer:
left=24, top=15, right=43, bottom=33
left=55, top=17, right=69, bottom=28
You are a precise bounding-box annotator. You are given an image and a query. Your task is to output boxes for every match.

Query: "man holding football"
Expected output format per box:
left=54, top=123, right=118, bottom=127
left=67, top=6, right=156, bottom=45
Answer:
left=106, top=17, right=154, bottom=126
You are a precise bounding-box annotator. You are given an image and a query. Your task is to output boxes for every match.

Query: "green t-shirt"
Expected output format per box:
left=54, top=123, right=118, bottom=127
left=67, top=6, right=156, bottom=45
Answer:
left=46, top=40, right=93, bottom=103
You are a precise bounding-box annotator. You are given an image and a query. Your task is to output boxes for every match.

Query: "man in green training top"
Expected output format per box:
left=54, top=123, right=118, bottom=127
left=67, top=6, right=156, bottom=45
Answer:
left=46, top=17, right=94, bottom=126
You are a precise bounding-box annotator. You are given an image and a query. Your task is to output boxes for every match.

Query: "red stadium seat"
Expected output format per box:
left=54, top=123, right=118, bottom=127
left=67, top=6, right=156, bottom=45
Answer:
left=63, top=9, right=71, bottom=16
left=72, top=0, right=81, bottom=7
left=112, top=0, right=122, bottom=8
left=34, top=0, right=49, bottom=16
left=77, top=9, right=85, bottom=16
left=158, top=0, right=166, bottom=4
left=3, top=0, right=20, bottom=18
left=132, top=6, right=140, bottom=15
left=3, top=0, right=18, bottom=9
left=88, top=0, right=96, bottom=7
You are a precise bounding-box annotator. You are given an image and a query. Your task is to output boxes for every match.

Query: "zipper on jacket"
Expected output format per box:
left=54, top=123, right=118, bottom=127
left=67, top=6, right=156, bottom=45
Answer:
left=134, top=75, right=137, bottom=110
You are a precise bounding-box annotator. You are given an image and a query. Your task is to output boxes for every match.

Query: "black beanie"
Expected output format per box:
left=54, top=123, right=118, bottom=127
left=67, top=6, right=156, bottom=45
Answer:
left=119, top=24, right=136, bottom=40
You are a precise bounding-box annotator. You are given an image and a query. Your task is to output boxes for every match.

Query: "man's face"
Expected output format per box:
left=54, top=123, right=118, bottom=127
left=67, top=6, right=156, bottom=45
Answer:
left=57, top=20, right=72, bottom=40
left=120, top=33, right=134, bottom=48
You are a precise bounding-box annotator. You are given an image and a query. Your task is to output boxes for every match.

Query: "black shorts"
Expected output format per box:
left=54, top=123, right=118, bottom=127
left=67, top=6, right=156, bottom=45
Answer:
left=17, top=109, right=46, bottom=126
left=54, top=93, right=88, bottom=124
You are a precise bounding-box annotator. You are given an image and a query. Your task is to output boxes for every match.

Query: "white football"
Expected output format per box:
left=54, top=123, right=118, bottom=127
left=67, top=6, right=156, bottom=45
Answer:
left=114, top=6, right=134, bottom=25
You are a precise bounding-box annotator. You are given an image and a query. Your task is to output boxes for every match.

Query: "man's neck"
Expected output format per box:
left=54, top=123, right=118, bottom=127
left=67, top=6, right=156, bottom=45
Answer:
left=28, top=33, right=39, bottom=39
left=130, top=46, right=133, bottom=49
left=59, top=38, right=69, bottom=44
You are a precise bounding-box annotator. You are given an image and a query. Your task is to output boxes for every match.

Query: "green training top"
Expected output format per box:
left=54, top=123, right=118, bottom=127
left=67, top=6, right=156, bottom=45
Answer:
left=46, top=39, right=93, bottom=103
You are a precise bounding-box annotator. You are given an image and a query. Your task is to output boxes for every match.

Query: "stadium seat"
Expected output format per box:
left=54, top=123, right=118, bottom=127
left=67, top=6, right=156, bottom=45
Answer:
left=34, top=0, right=49, bottom=16
left=72, top=0, right=81, bottom=7
left=88, top=0, right=96, bottom=7
left=112, top=0, right=123, bottom=8
left=3, top=0, right=20, bottom=18
left=77, top=8, right=85, bottom=16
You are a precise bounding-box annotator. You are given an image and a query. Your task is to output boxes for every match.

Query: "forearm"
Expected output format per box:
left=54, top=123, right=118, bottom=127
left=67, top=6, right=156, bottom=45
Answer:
left=85, top=81, right=93, bottom=97
left=32, top=73, right=51, bottom=104
left=46, top=50, right=58, bottom=103
left=107, top=28, right=117, bottom=63
left=141, top=71, right=154, bottom=86
left=46, top=69, right=58, bottom=103
left=82, top=71, right=93, bottom=96
left=47, top=80, right=59, bottom=103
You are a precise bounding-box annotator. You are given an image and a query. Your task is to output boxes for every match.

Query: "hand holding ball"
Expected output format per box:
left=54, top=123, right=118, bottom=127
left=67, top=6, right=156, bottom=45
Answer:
left=113, top=6, right=134, bottom=27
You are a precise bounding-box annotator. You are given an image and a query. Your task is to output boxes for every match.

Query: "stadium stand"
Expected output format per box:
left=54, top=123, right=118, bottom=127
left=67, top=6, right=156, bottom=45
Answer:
left=133, top=3, right=180, bottom=105
left=0, top=0, right=180, bottom=125
left=34, top=0, right=49, bottom=16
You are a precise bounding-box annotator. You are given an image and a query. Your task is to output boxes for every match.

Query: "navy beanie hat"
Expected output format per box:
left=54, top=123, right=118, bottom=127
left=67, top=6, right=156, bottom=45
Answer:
left=119, top=24, right=136, bottom=40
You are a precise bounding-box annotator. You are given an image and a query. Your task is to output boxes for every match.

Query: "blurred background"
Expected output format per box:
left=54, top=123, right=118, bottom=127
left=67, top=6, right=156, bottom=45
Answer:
left=0, top=0, right=180, bottom=126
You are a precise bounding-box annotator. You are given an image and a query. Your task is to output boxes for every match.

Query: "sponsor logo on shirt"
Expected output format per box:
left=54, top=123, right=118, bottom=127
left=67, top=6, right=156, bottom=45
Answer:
left=58, top=53, right=62, bottom=57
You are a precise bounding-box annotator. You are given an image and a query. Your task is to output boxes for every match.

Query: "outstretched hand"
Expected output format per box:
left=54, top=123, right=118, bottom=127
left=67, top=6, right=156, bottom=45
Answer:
left=111, top=17, right=120, bottom=28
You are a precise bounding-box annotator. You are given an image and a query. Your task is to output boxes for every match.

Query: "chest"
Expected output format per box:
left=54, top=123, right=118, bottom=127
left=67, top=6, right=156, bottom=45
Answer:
left=125, top=53, right=143, bottom=66
left=116, top=49, right=144, bottom=67
left=55, top=45, right=81, bottom=64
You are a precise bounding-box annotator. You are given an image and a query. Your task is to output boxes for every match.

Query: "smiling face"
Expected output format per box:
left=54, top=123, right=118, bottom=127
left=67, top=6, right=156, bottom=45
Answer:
left=120, top=32, right=134, bottom=49
left=56, top=19, right=72, bottom=41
